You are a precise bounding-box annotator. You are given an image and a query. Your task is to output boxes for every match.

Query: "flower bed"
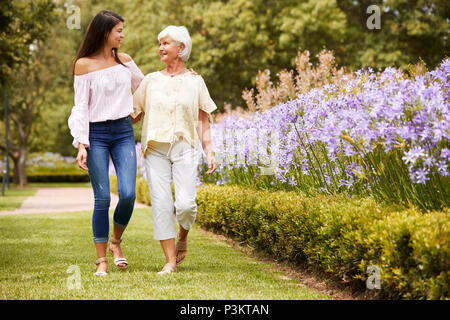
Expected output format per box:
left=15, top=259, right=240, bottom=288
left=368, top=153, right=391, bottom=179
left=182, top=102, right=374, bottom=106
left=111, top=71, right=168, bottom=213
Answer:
left=202, top=59, right=450, bottom=211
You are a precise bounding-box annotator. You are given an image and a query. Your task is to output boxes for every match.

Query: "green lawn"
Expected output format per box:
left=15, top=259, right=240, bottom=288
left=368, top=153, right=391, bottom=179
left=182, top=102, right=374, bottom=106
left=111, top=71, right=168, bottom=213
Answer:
left=0, top=186, right=37, bottom=211
left=0, top=208, right=331, bottom=300
left=0, top=183, right=91, bottom=212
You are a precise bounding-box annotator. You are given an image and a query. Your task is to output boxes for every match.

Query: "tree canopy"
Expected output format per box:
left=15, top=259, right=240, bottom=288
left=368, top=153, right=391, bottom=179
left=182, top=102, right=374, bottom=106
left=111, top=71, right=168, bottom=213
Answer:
left=1, top=0, right=449, bottom=160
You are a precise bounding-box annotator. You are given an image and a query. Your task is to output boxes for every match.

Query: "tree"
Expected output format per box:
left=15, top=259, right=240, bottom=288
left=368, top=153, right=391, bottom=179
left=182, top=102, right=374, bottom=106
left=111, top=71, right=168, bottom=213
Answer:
left=110, top=0, right=349, bottom=109
left=336, top=0, right=450, bottom=70
left=84, top=0, right=449, bottom=110
left=0, top=0, right=58, bottom=186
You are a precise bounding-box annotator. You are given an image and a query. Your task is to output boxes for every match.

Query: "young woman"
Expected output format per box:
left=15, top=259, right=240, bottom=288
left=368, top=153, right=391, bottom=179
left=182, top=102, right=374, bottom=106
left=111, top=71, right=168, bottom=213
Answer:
left=68, top=10, right=144, bottom=276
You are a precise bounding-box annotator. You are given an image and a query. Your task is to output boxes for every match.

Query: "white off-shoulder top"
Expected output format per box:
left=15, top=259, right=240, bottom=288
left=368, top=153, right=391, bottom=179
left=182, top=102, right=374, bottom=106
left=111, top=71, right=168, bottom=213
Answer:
left=67, top=60, right=144, bottom=148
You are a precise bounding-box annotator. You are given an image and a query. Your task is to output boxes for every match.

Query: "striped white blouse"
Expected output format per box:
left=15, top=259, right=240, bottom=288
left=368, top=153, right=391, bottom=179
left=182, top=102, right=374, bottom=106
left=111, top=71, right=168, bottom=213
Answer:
left=68, top=59, right=144, bottom=148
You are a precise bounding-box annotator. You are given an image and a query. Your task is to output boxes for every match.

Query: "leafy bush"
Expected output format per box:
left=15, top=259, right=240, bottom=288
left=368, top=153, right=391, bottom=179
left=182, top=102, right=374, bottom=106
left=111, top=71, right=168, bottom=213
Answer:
left=136, top=176, right=151, bottom=206
left=27, top=172, right=89, bottom=182
left=195, top=184, right=449, bottom=299
left=109, top=176, right=173, bottom=207
left=26, top=152, right=79, bottom=174
left=16, top=152, right=89, bottom=182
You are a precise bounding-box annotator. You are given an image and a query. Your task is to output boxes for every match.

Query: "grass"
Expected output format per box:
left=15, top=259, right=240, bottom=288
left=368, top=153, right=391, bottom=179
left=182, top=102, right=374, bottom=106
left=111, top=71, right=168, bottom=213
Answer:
left=0, top=208, right=331, bottom=300
left=0, top=186, right=37, bottom=211
left=0, top=183, right=91, bottom=212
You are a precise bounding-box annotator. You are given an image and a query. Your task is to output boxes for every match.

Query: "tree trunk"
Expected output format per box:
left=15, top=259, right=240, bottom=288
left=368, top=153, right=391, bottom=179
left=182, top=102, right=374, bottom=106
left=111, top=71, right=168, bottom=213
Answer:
left=10, top=114, right=31, bottom=187
left=12, top=157, right=19, bottom=185
left=11, top=145, right=28, bottom=186
left=17, top=145, right=28, bottom=187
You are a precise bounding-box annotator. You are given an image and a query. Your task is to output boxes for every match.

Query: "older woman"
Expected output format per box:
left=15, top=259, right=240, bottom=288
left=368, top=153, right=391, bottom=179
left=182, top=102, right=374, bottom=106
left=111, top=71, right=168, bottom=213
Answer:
left=131, top=26, right=217, bottom=274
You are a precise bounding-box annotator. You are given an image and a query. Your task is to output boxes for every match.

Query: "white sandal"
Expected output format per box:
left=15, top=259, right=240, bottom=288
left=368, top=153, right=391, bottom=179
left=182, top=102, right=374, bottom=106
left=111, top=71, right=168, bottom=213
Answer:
left=94, top=257, right=108, bottom=276
left=109, top=237, right=129, bottom=270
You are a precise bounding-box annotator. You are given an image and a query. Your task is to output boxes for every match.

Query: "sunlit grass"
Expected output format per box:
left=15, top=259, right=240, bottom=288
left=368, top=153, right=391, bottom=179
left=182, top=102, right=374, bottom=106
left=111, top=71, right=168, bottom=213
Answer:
left=0, top=185, right=37, bottom=211
left=0, top=208, right=331, bottom=300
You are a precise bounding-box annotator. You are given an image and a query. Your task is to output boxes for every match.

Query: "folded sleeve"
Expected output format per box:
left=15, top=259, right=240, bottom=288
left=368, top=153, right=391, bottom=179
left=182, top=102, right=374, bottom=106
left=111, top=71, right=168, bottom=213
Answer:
left=198, top=76, right=217, bottom=122
left=68, top=77, right=90, bottom=149
left=128, top=59, right=145, bottom=91
left=131, top=75, right=150, bottom=119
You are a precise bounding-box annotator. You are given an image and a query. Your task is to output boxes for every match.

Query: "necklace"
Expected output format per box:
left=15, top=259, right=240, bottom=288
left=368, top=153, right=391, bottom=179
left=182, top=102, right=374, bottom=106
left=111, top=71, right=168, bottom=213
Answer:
left=166, top=68, right=187, bottom=77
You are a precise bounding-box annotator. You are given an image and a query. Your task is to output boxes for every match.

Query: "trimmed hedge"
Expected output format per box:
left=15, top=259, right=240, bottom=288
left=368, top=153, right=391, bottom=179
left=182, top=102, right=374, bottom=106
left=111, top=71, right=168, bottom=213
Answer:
left=110, top=175, right=173, bottom=207
left=195, top=184, right=449, bottom=300
left=111, top=175, right=151, bottom=205
left=26, top=172, right=90, bottom=182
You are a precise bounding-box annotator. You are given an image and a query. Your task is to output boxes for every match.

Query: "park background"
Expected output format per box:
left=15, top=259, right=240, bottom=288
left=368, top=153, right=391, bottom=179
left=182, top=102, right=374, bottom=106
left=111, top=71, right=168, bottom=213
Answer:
left=0, top=0, right=449, bottom=300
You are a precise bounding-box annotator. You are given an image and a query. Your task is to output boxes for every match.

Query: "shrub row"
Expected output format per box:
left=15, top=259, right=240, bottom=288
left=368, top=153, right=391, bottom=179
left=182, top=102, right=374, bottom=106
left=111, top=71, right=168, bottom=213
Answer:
left=110, top=175, right=174, bottom=207
left=195, top=184, right=449, bottom=299
left=26, top=172, right=90, bottom=182
left=110, top=176, right=151, bottom=205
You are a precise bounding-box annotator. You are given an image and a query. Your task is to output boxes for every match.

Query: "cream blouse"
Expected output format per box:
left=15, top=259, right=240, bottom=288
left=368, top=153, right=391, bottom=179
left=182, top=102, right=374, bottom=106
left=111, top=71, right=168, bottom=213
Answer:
left=131, top=71, right=217, bottom=156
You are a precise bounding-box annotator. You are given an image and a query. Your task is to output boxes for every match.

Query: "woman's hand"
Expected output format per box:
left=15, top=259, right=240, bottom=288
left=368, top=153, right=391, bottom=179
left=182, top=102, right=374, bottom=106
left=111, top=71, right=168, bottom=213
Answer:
left=205, top=151, right=216, bottom=174
left=76, top=145, right=88, bottom=171
left=131, top=112, right=144, bottom=124
left=188, top=68, right=199, bottom=76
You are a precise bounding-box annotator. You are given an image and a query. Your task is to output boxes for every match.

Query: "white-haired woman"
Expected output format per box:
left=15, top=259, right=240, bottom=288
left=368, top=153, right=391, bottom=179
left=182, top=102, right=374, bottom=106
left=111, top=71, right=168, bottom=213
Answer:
left=132, top=26, right=217, bottom=274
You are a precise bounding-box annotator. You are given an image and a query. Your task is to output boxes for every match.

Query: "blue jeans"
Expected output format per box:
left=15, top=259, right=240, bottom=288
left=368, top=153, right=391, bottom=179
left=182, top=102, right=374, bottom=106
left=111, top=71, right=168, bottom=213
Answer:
left=87, top=116, right=137, bottom=243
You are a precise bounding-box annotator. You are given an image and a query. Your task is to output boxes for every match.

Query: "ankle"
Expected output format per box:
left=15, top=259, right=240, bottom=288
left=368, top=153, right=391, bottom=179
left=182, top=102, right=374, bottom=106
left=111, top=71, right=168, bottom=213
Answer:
left=167, top=256, right=177, bottom=265
left=177, top=232, right=188, bottom=242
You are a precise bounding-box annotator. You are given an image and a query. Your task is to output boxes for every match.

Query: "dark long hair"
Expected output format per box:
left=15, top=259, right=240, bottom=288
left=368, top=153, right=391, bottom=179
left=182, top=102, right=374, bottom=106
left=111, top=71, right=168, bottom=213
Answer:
left=71, top=10, right=126, bottom=74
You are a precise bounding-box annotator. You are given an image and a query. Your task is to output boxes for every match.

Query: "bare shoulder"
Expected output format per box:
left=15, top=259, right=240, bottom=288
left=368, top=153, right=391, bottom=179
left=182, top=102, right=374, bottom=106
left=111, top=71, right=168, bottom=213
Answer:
left=118, top=52, right=133, bottom=62
left=74, top=58, right=93, bottom=76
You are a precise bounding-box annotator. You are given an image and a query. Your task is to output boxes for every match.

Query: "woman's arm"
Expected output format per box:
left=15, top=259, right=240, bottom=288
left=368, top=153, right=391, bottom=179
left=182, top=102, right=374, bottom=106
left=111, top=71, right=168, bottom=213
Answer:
left=131, top=75, right=149, bottom=123
left=198, top=109, right=216, bottom=174
left=69, top=59, right=91, bottom=171
left=197, top=76, right=217, bottom=174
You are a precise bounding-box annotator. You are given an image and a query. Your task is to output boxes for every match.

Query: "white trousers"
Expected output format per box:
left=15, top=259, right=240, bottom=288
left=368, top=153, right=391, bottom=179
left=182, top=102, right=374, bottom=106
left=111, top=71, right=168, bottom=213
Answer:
left=144, top=137, right=201, bottom=240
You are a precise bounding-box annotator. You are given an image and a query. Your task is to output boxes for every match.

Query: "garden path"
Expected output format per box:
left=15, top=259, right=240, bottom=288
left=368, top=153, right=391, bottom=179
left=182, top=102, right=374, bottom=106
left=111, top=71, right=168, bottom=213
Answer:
left=0, top=187, right=149, bottom=215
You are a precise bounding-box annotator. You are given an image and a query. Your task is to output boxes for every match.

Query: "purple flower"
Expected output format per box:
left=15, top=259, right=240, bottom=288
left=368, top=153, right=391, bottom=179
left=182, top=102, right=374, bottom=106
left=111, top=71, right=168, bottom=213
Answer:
left=413, top=168, right=430, bottom=184
left=437, top=161, right=449, bottom=176
left=402, top=146, right=425, bottom=164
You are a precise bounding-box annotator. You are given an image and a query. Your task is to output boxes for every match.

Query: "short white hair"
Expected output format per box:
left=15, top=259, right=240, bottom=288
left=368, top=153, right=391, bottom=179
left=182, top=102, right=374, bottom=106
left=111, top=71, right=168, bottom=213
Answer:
left=158, top=26, right=192, bottom=62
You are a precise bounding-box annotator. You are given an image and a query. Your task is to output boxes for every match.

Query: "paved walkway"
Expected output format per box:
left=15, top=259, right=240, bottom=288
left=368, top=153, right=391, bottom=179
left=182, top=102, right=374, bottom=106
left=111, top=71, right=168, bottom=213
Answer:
left=0, top=187, right=149, bottom=215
